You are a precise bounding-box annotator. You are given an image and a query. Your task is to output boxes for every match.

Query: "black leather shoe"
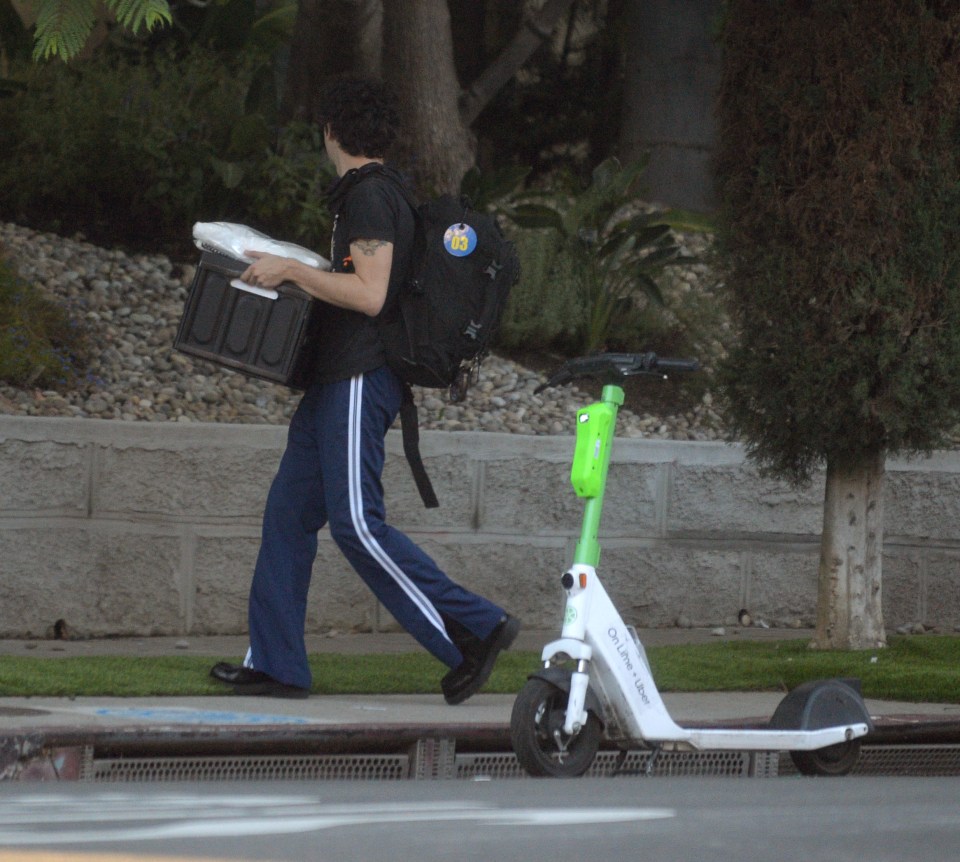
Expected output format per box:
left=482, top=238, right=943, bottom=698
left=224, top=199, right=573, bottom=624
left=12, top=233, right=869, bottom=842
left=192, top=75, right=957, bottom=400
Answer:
left=441, top=615, right=520, bottom=705
left=210, top=661, right=254, bottom=684
left=209, top=662, right=309, bottom=699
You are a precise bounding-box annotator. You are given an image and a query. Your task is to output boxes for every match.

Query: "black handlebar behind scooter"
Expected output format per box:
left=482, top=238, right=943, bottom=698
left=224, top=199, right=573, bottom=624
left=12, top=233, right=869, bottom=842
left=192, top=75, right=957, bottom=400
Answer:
left=534, top=352, right=699, bottom=394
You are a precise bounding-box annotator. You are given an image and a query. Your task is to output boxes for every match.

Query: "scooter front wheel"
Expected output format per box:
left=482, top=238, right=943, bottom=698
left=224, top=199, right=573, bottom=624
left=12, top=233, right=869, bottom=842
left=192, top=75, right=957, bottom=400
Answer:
left=511, top=677, right=602, bottom=777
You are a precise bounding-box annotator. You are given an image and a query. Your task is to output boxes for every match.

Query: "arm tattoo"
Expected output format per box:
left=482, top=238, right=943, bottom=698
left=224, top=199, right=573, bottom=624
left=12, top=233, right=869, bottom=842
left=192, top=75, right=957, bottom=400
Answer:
left=354, top=238, right=389, bottom=256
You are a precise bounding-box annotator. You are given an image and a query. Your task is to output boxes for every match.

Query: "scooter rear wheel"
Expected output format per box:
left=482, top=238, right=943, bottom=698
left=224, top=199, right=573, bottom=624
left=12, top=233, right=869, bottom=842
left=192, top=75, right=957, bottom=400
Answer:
left=511, top=677, right=602, bottom=777
left=790, top=739, right=861, bottom=776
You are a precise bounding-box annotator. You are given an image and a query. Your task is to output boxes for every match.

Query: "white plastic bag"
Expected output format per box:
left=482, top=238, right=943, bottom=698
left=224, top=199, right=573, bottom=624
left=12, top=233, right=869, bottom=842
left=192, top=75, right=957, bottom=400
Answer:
left=192, top=221, right=330, bottom=270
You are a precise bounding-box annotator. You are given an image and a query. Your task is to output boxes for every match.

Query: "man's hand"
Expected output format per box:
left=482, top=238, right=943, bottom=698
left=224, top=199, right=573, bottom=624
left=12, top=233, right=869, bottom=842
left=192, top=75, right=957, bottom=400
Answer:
left=241, top=252, right=291, bottom=289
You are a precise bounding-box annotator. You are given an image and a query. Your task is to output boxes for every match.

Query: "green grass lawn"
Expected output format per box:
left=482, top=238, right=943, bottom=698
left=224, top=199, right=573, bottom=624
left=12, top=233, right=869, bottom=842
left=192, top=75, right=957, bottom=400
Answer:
left=1, top=636, right=958, bottom=702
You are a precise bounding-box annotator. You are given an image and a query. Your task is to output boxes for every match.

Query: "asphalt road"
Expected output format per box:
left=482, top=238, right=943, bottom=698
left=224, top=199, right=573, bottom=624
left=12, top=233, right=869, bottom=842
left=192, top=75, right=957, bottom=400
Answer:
left=0, top=777, right=956, bottom=862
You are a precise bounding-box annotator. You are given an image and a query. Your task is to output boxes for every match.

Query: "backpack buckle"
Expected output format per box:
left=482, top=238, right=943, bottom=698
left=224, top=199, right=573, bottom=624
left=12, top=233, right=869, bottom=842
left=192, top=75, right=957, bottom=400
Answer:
left=483, top=260, right=502, bottom=280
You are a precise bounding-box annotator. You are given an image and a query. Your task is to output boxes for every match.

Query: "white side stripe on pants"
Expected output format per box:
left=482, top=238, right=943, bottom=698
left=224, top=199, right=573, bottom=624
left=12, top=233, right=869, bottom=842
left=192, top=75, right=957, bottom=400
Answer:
left=347, top=375, right=451, bottom=642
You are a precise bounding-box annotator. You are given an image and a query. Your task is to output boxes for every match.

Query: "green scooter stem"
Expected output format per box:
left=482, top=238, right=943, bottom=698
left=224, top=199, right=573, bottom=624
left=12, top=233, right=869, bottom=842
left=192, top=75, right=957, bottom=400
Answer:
left=572, top=383, right=625, bottom=568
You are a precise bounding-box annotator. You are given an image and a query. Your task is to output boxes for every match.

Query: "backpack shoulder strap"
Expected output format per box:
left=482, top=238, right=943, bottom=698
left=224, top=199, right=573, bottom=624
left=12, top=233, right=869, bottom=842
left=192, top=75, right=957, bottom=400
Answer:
left=398, top=383, right=439, bottom=508
left=353, top=163, right=420, bottom=213
left=342, top=166, right=437, bottom=508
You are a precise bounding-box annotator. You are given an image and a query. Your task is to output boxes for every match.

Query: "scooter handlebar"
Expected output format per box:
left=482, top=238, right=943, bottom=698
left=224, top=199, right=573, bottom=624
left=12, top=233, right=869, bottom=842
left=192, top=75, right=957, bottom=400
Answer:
left=650, top=357, right=700, bottom=374
left=535, top=353, right=699, bottom=393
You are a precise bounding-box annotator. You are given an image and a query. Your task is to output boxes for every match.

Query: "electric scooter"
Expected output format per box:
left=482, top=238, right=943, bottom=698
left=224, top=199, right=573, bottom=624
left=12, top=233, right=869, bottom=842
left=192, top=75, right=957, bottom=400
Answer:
left=510, top=353, right=873, bottom=778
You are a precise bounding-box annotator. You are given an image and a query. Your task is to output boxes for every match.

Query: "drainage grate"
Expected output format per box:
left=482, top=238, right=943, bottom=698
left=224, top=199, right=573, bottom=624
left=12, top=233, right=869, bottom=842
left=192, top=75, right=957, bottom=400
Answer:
left=410, top=738, right=456, bottom=780
left=63, top=743, right=960, bottom=782
left=854, top=743, right=960, bottom=776
left=778, top=744, right=960, bottom=777
left=591, top=749, right=780, bottom=778
left=456, top=749, right=771, bottom=779
left=90, top=753, right=410, bottom=782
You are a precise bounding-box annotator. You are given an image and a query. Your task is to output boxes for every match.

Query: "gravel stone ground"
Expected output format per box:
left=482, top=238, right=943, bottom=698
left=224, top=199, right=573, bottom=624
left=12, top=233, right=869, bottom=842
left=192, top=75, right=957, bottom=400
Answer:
left=0, top=221, right=725, bottom=439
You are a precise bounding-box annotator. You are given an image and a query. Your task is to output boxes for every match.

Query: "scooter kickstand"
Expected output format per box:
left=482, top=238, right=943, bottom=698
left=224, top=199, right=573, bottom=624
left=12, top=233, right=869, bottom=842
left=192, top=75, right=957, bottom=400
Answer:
left=644, top=745, right=662, bottom=777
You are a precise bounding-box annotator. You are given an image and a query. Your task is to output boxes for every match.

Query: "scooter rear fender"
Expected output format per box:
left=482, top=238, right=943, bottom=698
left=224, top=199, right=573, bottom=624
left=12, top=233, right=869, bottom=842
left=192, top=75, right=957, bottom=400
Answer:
left=769, top=677, right=874, bottom=733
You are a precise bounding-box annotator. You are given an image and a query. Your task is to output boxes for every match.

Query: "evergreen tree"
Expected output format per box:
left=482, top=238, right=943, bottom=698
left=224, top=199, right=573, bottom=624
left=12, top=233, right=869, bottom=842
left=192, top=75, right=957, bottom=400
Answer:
left=715, top=0, right=960, bottom=648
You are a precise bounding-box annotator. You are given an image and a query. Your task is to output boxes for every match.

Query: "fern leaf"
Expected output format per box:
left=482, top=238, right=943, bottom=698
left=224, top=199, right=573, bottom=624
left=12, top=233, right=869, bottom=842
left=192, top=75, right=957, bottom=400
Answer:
left=31, top=0, right=97, bottom=60
left=106, top=0, right=172, bottom=34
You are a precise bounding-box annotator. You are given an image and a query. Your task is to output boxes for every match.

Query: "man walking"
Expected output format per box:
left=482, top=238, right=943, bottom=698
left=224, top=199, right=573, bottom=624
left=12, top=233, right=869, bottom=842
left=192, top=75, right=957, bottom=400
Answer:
left=210, top=76, right=519, bottom=704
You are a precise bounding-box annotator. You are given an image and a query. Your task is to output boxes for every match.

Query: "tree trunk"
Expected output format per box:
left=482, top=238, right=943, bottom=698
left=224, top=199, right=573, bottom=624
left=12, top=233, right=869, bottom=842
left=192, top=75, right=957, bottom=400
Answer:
left=458, top=0, right=578, bottom=126
left=382, top=0, right=474, bottom=195
left=280, top=0, right=382, bottom=123
left=618, top=0, right=722, bottom=210
left=448, top=0, right=488, bottom=87
left=812, top=451, right=887, bottom=650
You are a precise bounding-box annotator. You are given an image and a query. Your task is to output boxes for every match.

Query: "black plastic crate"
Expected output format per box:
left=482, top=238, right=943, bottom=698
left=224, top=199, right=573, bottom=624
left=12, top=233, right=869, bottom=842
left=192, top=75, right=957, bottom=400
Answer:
left=174, top=250, right=321, bottom=388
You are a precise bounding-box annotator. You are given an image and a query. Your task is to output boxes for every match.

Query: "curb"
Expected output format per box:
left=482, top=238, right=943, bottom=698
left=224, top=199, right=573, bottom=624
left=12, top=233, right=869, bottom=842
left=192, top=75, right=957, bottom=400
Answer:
left=4, top=714, right=960, bottom=782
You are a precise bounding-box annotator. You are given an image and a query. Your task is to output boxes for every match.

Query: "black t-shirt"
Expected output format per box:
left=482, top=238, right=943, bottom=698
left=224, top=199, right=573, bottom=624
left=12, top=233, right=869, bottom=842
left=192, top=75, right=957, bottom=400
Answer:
left=311, top=164, right=415, bottom=385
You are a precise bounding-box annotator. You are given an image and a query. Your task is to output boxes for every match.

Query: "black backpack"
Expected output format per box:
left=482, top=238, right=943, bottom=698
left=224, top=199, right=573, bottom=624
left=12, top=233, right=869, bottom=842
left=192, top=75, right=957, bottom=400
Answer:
left=379, top=191, right=520, bottom=395
left=374, top=176, right=520, bottom=508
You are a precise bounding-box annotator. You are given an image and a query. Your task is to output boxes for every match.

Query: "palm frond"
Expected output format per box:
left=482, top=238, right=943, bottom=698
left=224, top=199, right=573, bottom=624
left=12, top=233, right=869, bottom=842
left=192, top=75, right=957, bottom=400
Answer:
left=31, top=0, right=96, bottom=60
left=107, top=0, right=171, bottom=34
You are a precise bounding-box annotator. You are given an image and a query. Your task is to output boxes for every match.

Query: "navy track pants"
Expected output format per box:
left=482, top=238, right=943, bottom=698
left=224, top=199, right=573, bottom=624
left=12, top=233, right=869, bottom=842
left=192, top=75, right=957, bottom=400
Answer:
left=245, top=365, right=506, bottom=690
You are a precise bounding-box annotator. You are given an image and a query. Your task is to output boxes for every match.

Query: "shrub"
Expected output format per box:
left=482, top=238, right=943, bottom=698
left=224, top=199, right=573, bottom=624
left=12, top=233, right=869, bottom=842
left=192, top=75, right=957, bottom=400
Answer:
left=496, top=226, right=584, bottom=353
left=239, top=121, right=336, bottom=254
left=0, top=48, right=251, bottom=251
left=0, top=46, right=334, bottom=258
left=0, top=254, right=88, bottom=389
left=499, top=158, right=697, bottom=356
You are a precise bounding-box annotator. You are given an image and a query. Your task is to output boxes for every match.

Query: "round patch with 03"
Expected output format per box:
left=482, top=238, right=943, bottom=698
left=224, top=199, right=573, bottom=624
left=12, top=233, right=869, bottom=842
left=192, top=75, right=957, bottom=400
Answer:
left=443, top=223, right=477, bottom=257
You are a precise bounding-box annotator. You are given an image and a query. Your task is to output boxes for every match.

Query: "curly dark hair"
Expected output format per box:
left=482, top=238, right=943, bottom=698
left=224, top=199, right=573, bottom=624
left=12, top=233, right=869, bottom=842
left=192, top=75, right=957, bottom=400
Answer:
left=315, top=75, right=400, bottom=159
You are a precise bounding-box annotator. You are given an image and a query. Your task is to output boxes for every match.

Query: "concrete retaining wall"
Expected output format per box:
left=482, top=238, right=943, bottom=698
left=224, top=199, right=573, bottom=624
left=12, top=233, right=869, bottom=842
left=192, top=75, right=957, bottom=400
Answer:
left=2, top=415, right=959, bottom=638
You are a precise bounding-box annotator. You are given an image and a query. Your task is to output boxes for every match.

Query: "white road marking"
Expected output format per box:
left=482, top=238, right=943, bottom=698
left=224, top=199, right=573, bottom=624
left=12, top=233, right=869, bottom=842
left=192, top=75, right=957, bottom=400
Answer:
left=0, top=793, right=675, bottom=845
